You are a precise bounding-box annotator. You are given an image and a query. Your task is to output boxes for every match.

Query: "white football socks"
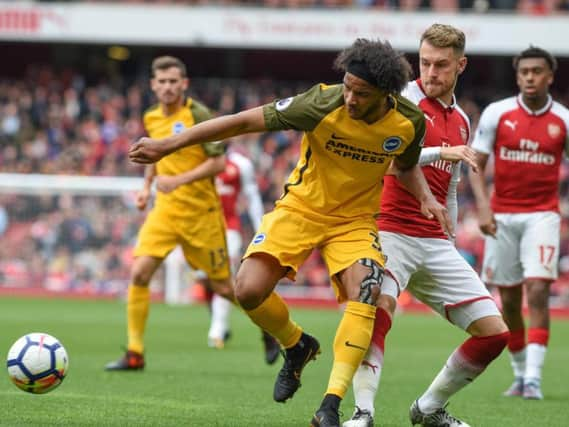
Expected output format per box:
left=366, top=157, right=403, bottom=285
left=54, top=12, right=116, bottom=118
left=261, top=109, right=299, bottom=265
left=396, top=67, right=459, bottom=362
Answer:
left=509, top=348, right=526, bottom=379
left=417, top=349, right=484, bottom=414
left=208, top=294, right=232, bottom=341
left=352, top=344, right=384, bottom=416
left=525, top=343, right=546, bottom=383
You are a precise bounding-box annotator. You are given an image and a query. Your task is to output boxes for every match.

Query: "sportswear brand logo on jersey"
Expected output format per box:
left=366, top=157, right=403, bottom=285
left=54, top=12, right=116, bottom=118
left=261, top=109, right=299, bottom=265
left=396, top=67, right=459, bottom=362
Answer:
left=331, top=133, right=348, bottom=140
left=345, top=341, right=366, bottom=351
left=173, top=122, right=186, bottom=134
left=504, top=120, right=517, bottom=131
left=424, top=113, right=435, bottom=127
left=276, top=97, right=294, bottom=111
left=252, top=233, right=266, bottom=244
left=382, top=137, right=402, bottom=152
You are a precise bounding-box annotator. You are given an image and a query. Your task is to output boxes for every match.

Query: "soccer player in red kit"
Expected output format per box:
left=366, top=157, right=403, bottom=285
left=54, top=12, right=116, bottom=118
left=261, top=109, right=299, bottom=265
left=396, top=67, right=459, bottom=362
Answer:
left=344, top=24, right=509, bottom=427
left=469, top=46, right=569, bottom=401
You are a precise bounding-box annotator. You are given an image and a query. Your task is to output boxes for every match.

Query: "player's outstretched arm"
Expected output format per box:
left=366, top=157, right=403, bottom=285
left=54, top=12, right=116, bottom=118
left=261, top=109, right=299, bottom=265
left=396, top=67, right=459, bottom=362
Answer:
left=468, top=151, right=497, bottom=237
left=129, top=107, right=267, bottom=164
left=156, top=155, right=226, bottom=194
left=392, top=159, right=454, bottom=238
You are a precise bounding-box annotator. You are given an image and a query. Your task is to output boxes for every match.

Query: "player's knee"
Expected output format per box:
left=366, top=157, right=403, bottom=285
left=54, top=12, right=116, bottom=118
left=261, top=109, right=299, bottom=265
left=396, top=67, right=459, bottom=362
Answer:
left=525, top=281, right=550, bottom=309
left=234, top=275, right=265, bottom=310
left=468, top=315, right=509, bottom=337
left=376, top=293, right=397, bottom=316
left=355, top=258, right=384, bottom=306
left=130, top=266, right=152, bottom=286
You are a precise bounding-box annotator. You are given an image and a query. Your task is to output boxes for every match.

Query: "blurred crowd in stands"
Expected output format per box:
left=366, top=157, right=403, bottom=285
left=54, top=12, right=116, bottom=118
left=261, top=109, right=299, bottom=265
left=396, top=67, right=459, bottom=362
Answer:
left=37, top=0, right=569, bottom=15
left=1, top=63, right=569, bottom=306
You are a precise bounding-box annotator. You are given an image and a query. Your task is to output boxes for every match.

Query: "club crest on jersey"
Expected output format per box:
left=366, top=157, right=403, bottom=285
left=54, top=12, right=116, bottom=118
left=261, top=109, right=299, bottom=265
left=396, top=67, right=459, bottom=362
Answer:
left=382, top=137, right=402, bottom=152
left=252, top=233, right=266, bottom=245
left=173, top=122, right=186, bottom=134
left=548, top=123, right=561, bottom=138
left=226, top=164, right=238, bottom=178
left=460, top=127, right=468, bottom=143
left=276, top=97, right=294, bottom=111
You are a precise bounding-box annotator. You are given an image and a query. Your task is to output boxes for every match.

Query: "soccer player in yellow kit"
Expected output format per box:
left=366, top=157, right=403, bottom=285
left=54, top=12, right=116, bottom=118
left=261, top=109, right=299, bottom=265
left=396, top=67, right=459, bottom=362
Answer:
left=105, top=56, right=277, bottom=370
left=129, top=41, right=452, bottom=426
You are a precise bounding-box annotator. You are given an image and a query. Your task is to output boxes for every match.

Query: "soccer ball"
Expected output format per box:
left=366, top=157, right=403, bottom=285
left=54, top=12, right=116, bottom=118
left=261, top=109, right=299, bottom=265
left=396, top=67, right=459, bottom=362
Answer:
left=6, top=333, right=69, bottom=394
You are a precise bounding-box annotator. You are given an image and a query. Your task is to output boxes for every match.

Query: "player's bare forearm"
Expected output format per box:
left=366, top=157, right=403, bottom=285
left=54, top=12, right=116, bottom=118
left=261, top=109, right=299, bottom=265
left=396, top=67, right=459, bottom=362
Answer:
left=468, top=151, right=491, bottom=208
left=168, top=108, right=266, bottom=150
left=177, top=155, right=226, bottom=185
left=468, top=151, right=497, bottom=236
left=143, top=164, right=156, bottom=190
left=440, top=145, right=479, bottom=172
left=393, top=162, right=432, bottom=204
left=129, top=107, right=267, bottom=164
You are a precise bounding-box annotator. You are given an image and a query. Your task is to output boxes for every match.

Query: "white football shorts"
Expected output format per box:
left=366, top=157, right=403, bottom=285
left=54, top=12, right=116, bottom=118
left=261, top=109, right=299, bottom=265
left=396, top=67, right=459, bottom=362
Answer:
left=379, top=231, right=500, bottom=331
left=481, top=211, right=560, bottom=286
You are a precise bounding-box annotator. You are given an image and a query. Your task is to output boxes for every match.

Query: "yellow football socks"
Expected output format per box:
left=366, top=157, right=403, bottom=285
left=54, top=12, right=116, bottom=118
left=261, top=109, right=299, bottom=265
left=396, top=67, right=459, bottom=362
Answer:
left=326, top=301, right=376, bottom=398
left=245, top=292, right=302, bottom=349
left=127, top=284, right=150, bottom=354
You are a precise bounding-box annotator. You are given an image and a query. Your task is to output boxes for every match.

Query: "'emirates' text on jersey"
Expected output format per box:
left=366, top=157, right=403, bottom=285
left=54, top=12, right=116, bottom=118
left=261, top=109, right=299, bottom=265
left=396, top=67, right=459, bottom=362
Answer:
left=471, top=95, right=569, bottom=213
left=379, top=80, right=470, bottom=239
left=143, top=98, right=224, bottom=214
left=263, top=83, right=425, bottom=219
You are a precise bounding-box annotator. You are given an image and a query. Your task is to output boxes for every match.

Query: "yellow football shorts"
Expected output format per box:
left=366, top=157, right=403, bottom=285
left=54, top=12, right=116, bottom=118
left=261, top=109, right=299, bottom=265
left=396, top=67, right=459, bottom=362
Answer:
left=134, top=205, right=230, bottom=280
left=243, top=205, right=385, bottom=302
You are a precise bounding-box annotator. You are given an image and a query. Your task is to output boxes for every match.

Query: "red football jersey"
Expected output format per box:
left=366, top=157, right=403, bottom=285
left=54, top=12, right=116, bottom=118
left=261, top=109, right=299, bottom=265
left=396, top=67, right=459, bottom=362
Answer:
left=215, top=151, right=263, bottom=232
left=378, top=80, right=470, bottom=239
left=472, top=95, right=569, bottom=213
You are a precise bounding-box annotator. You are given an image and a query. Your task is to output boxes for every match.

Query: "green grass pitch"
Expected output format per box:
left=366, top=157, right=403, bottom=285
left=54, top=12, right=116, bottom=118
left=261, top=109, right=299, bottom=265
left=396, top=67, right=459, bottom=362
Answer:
left=1, top=296, right=568, bottom=426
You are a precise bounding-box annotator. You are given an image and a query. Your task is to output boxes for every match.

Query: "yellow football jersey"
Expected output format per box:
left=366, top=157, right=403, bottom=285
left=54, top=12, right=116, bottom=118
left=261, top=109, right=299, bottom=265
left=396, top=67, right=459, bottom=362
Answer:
left=263, top=83, right=425, bottom=220
left=143, top=98, right=224, bottom=214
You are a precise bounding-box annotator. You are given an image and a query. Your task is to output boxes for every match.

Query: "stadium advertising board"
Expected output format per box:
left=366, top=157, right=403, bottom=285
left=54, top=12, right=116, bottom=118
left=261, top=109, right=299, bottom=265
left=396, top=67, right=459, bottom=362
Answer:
left=0, top=3, right=568, bottom=55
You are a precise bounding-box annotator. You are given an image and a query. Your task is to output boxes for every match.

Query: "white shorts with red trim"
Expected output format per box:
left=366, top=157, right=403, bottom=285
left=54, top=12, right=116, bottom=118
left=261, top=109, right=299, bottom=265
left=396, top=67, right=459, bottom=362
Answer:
left=379, top=231, right=500, bottom=331
left=481, top=211, right=560, bottom=286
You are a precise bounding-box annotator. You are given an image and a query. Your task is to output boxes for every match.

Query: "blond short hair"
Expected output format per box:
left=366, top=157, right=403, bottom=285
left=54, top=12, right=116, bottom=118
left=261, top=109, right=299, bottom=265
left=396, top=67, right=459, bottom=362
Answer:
left=151, top=56, right=187, bottom=77
left=420, top=24, right=465, bottom=56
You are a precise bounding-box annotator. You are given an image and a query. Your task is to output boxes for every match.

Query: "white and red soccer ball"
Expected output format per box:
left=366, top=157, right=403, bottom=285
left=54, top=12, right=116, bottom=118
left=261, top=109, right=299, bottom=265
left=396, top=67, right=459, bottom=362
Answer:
left=6, top=333, right=69, bottom=394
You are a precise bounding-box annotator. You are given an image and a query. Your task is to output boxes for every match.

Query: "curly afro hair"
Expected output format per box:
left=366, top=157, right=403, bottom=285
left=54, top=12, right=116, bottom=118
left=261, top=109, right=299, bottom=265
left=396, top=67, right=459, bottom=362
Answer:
left=334, top=38, right=412, bottom=94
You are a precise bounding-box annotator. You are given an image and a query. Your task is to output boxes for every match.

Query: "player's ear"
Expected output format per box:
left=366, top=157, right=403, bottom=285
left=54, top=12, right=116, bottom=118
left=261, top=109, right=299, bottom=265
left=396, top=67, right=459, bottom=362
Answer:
left=183, top=77, right=190, bottom=91
left=457, top=56, right=467, bottom=75
left=546, top=70, right=554, bottom=86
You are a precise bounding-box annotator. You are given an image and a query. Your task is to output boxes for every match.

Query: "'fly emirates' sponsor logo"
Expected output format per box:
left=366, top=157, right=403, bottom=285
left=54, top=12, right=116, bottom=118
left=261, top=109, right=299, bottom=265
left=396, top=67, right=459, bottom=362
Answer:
left=499, top=139, right=555, bottom=165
